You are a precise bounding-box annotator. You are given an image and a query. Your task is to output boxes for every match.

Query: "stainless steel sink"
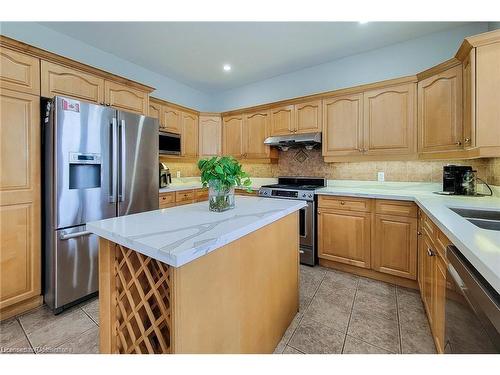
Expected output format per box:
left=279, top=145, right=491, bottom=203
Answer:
left=449, top=207, right=500, bottom=231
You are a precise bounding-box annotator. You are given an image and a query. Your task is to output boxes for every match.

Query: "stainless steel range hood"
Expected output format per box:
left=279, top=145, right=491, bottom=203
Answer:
left=264, top=132, right=321, bottom=151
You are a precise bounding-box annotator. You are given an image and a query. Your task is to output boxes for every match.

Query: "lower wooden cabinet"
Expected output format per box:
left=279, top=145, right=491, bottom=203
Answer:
left=317, top=206, right=372, bottom=269
left=318, top=196, right=418, bottom=278
left=159, top=188, right=256, bottom=209
left=159, top=188, right=209, bottom=208
left=433, top=254, right=446, bottom=353
left=372, top=214, right=417, bottom=280
left=418, top=209, right=448, bottom=353
left=0, top=89, right=42, bottom=320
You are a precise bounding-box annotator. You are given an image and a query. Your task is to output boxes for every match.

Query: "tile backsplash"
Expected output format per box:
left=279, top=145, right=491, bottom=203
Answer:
left=276, top=149, right=499, bottom=184
left=162, top=151, right=500, bottom=186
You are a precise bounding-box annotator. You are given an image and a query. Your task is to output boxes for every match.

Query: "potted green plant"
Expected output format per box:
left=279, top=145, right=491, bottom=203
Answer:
left=198, top=156, right=252, bottom=212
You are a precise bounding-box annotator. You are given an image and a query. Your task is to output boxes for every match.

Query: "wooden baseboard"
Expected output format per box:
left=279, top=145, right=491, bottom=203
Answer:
left=319, top=259, right=419, bottom=290
left=0, top=295, right=43, bottom=321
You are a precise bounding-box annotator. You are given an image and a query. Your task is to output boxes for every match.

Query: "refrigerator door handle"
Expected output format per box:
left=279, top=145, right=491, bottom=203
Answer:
left=109, top=118, right=118, bottom=203
left=59, top=230, right=92, bottom=240
left=119, top=119, right=126, bottom=202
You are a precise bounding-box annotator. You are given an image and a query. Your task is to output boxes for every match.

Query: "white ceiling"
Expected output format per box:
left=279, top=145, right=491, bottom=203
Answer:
left=39, top=22, right=467, bottom=93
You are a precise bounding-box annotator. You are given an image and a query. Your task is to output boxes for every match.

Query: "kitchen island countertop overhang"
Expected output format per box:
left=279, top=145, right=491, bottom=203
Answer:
left=87, top=196, right=306, bottom=268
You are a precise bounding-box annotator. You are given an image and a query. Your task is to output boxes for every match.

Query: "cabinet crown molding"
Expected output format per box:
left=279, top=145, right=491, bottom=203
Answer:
left=0, top=35, right=155, bottom=93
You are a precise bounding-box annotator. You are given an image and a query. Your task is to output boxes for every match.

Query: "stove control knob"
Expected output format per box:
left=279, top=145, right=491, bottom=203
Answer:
left=308, top=194, right=313, bottom=198
left=302, top=193, right=307, bottom=198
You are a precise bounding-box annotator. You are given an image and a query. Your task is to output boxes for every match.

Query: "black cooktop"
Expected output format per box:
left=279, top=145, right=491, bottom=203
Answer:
left=262, top=184, right=319, bottom=191
left=262, top=177, right=326, bottom=190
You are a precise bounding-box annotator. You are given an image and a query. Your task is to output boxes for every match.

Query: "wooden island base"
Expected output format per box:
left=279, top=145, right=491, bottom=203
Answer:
left=98, top=213, right=299, bottom=354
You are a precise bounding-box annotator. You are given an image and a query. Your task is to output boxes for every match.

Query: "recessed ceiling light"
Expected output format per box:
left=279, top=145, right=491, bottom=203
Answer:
left=359, top=21, right=369, bottom=24
left=223, top=64, right=231, bottom=72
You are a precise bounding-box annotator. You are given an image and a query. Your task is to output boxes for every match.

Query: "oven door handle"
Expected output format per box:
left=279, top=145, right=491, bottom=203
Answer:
left=300, top=206, right=308, bottom=238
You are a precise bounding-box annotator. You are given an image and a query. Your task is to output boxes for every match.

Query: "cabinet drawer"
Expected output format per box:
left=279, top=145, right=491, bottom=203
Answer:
left=194, top=188, right=209, bottom=200
left=421, top=211, right=436, bottom=240
left=318, top=195, right=372, bottom=212
left=236, top=190, right=257, bottom=196
left=175, top=190, right=194, bottom=202
left=375, top=199, right=417, bottom=218
left=159, top=193, right=175, bottom=205
left=435, top=229, right=451, bottom=260
left=175, top=200, right=192, bottom=206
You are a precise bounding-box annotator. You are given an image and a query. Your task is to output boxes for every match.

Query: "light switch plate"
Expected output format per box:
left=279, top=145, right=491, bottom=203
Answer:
left=176, top=171, right=181, bottom=178
left=377, top=171, right=385, bottom=182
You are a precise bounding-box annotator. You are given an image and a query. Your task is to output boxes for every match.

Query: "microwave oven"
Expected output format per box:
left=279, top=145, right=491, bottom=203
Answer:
left=159, top=131, right=181, bottom=155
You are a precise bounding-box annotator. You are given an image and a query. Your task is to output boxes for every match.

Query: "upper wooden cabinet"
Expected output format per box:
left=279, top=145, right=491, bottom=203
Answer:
left=294, top=100, right=322, bottom=134
left=475, top=41, right=500, bottom=152
left=148, top=98, right=162, bottom=121
left=270, top=105, right=294, bottom=135
left=270, top=100, right=321, bottom=136
left=162, top=105, right=181, bottom=134
left=222, top=111, right=276, bottom=161
left=323, top=81, right=417, bottom=162
left=322, top=94, right=363, bottom=157
left=418, top=64, right=463, bottom=155
left=0, top=48, right=40, bottom=95
left=104, top=81, right=149, bottom=115
left=363, top=83, right=416, bottom=156
left=41, top=61, right=150, bottom=115
left=244, top=110, right=271, bottom=159
left=41, top=61, right=104, bottom=103
left=222, top=115, right=244, bottom=157
left=199, top=115, right=222, bottom=157
left=462, top=50, right=476, bottom=149
left=181, top=112, right=198, bottom=157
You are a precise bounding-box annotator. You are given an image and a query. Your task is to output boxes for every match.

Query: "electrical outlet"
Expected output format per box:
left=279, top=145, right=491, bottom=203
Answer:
left=176, top=171, right=181, bottom=178
left=377, top=171, right=385, bottom=182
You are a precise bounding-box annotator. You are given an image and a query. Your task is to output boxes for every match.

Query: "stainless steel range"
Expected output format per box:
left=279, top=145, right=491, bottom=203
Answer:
left=258, top=177, right=326, bottom=266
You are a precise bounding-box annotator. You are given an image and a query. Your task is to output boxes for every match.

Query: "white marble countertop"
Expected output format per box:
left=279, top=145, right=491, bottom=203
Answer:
left=87, top=196, right=305, bottom=268
left=316, top=180, right=500, bottom=293
left=159, top=177, right=277, bottom=193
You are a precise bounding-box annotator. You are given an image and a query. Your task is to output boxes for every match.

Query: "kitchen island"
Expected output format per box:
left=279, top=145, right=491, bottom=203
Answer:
left=87, top=196, right=305, bottom=354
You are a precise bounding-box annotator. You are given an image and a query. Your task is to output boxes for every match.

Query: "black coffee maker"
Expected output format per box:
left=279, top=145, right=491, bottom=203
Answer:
left=441, top=165, right=473, bottom=195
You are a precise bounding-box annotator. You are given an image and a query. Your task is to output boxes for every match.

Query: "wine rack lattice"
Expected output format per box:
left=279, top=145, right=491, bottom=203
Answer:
left=113, top=245, right=172, bottom=354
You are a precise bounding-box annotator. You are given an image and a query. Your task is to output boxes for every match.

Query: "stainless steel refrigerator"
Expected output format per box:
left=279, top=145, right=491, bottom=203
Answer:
left=43, top=96, right=159, bottom=313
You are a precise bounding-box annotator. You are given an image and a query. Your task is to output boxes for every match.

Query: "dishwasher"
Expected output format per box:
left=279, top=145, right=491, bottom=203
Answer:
left=445, top=245, right=500, bottom=353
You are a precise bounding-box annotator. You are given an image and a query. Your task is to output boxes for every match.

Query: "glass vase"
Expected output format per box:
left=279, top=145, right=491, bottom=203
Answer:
left=208, top=180, right=235, bottom=212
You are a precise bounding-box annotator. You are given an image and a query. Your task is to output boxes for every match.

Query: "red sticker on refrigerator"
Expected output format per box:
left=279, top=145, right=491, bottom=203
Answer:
left=62, top=99, right=80, bottom=112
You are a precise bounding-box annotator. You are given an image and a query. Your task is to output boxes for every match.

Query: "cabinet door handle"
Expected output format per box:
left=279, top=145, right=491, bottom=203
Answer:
left=456, top=141, right=463, bottom=146
left=464, top=138, right=471, bottom=143
left=340, top=201, right=345, bottom=205
left=417, top=231, right=422, bottom=236
left=427, top=248, right=435, bottom=257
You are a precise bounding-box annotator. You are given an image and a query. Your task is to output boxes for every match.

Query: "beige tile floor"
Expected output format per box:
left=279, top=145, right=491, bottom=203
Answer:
left=0, top=265, right=435, bottom=354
